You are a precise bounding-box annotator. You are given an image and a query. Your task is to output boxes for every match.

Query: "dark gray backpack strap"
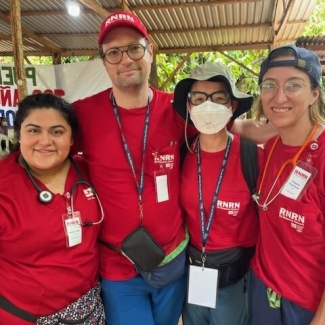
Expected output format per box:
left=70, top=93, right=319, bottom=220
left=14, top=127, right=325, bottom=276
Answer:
left=240, top=137, right=259, bottom=195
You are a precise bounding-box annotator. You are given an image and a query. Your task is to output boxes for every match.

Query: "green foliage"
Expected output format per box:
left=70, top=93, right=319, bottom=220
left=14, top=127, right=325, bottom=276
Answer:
left=27, top=56, right=53, bottom=65
left=303, top=0, right=325, bottom=36
left=62, top=56, right=93, bottom=64
left=0, top=55, right=92, bottom=65
left=157, top=50, right=267, bottom=96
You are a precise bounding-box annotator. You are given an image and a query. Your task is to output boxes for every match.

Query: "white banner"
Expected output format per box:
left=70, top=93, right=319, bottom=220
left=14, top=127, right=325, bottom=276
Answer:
left=0, top=60, right=112, bottom=126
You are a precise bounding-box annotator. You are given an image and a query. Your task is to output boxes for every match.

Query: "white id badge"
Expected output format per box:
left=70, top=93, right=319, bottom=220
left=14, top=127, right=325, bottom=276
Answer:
left=281, top=160, right=318, bottom=201
left=154, top=170, right=170, bottom=202
left=187, top=265, right=218, bottom=308
left=62, top=212, right=82, bottom=247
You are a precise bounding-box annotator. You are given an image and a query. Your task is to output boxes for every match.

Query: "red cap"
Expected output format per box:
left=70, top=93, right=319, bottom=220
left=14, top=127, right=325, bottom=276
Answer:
left=98, top=11, right=150, bottom=46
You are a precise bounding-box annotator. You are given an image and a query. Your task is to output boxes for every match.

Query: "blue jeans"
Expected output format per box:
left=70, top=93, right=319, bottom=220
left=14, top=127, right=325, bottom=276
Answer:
left=101, top=272, right=187, bottom=325
left=182, top=270, right=253, bottom=325
left=252, top=274, right=314, bottom=325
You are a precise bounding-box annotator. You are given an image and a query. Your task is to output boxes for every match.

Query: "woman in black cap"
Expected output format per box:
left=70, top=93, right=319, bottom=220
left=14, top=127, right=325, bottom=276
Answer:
left=173, top=62, right=262, bottom=325
left=251, top=44, right=325, bottom=325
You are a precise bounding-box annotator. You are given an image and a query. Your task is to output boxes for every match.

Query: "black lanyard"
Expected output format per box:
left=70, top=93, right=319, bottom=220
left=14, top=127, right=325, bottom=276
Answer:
left=197, top=135, right=231, bottom=261
left=112, top=95, right=150, bottom=223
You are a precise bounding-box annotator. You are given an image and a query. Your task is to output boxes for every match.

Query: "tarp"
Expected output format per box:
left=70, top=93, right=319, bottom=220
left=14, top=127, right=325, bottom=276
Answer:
left=0, top=60, right=112, bottom=126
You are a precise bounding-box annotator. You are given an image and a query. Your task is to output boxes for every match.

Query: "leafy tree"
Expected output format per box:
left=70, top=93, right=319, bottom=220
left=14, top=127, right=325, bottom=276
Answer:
left=303, top=0, right=325, bottom=36
left=157, top=50, right=266, bottom=96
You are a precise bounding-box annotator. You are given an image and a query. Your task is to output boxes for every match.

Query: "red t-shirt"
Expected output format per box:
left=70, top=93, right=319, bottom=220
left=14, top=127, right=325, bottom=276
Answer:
left=73, top=88, right=189, bottom=280
left=0, top=153, right=101, bottom=323
left=180, top=134, right=261, bottom=250
left=252, top=132, right=325, bottom=312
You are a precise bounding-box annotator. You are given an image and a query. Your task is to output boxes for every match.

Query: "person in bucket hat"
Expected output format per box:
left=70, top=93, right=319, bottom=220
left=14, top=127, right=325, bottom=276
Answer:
left=174, top=62, right=263, bottom=325
left=173, top=62, right=254, bottom=122
left=251, top=44, right=325, bottom=325
left=174, top=62, right=278, bottom=144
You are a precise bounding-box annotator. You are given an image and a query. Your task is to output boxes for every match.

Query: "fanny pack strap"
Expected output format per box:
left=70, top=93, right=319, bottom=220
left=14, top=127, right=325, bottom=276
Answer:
left=0, top=296, right=37, bottom=323
left=98, top=239, right=136, bottom=265
left=98, top=239, right=121, bottom=254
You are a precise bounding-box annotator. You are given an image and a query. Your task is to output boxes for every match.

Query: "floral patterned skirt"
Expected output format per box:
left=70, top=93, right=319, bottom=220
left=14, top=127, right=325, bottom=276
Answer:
left=36, top=283, right=105, bottom=325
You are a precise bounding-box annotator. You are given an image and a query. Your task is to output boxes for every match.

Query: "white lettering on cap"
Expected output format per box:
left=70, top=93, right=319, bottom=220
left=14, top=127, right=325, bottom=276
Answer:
left=105, top=14, right=135, bottom=27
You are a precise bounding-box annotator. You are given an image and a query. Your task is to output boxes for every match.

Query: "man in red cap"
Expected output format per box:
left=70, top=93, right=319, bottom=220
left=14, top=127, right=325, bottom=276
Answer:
left=73, top=10, right=190, bottom=325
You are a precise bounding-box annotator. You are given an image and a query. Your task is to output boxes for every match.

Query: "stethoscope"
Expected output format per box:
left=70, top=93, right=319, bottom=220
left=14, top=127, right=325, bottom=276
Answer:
left=252, top=124, right=317, bottom=210
left=21, top=155, right=104, bottom=226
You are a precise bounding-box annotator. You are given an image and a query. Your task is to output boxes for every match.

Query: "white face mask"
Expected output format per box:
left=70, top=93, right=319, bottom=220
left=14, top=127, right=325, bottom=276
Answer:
left=189, top=101, right=233, bottom=134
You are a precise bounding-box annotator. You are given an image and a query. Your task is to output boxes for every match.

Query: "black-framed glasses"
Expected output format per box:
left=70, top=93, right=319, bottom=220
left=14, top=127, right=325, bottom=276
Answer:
left=259, top=81, right=309, bottom=98
left=188, top=91, right=230, bottom=106
left=102, top=43, right=148, bottom=64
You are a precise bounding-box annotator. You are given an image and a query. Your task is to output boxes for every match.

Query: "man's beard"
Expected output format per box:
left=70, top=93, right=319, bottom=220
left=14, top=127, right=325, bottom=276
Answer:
left=116, top=66, right=146, bottom=89
left=117, top=73, right=144, bottom=89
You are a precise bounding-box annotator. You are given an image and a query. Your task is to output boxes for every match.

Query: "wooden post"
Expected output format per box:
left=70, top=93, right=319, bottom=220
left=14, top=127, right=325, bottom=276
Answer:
left=149, top=51, right=158, bottom=88
left=53, top=52, right=62, bottom=65
left=10, top=0, right=28, bottom=100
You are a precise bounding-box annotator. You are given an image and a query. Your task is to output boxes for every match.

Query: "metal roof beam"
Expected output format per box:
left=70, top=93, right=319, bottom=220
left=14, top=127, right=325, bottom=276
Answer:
left=131, top=0, right=263, bottom=11
left=78, top=0, right=111, bottom=18
left=0, top=11, right=62, bottom=52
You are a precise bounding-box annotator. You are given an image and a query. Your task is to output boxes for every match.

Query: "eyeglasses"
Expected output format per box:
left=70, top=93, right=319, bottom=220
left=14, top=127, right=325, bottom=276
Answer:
left=259, top=81, right=309, bottom=98
left=188, top=91, right=230, bottom=106
left=102, top=43, right=148, bottom=64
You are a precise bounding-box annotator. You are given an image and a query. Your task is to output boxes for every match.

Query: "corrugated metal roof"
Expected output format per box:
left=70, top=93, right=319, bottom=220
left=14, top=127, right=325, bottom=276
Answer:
left=0, top=0, right=318, bottom=57
left=296, top=35, right=325, bottom=73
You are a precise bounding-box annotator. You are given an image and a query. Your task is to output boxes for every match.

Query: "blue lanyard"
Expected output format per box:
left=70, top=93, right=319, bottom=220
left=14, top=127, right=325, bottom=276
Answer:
left=197, top=135, right=232, bottom=251
left=112, top=95, right=150, bottom=223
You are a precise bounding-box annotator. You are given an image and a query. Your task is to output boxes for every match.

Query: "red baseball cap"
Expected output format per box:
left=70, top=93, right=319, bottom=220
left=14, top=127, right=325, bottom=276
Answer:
left=98, top=11, right=150, bottom=46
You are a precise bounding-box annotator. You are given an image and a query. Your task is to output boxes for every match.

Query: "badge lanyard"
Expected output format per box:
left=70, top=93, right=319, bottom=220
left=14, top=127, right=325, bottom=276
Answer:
left=253, top=124, right=317, bottom=210
left=197, top=135, right=231, bottom=267
left=112, top=95, right=150, bottom=223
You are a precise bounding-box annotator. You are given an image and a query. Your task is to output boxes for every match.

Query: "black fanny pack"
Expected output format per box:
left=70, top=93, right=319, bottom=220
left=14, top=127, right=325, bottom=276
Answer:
left=121, top=226, right=166, bottom=273
left=188, top=245, right=255, bottom=288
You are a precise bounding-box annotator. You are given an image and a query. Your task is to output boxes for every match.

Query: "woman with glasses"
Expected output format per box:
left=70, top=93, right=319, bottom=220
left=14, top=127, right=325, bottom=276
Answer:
left=173, top=62, right=263, bottom=325
left=251, top=44, right=325, bottom=325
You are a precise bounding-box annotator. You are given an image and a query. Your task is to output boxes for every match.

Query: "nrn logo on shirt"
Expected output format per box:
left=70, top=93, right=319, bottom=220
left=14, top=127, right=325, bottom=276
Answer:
left=154, top=154, right=175, bottom=169
left=217, top=200, right=240, bottom=216
left=83, top=187, right=95, bottom=200
left=105, top=14, right=134, bottom=26
left=278, top=207, right=305, bottom=232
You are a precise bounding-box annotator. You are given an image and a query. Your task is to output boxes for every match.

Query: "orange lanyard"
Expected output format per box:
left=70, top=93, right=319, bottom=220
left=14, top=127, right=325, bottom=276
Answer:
left=255, top=124, right=317, bottom=208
